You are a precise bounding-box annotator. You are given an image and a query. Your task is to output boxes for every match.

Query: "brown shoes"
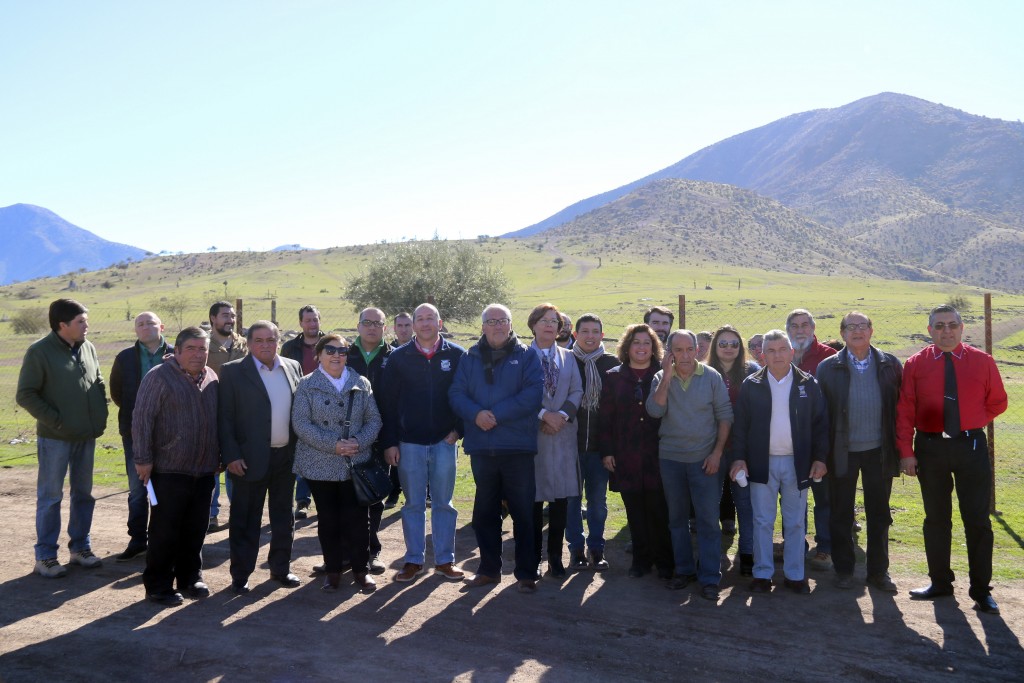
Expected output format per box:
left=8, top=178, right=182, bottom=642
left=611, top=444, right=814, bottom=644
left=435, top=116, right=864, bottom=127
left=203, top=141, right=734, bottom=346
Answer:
left=434, top=563, right=465, bottom=580
left=395, top=563, right=425, bottom=583
left=354, top=573, right=377, bottom=592
left=467, top=573, right=500, bottom=588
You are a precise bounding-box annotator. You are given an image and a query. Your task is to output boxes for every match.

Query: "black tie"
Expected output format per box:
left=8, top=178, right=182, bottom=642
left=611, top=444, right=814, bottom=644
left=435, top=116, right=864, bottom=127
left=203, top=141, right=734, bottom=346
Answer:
left=943, top=352, right=961, bottom=436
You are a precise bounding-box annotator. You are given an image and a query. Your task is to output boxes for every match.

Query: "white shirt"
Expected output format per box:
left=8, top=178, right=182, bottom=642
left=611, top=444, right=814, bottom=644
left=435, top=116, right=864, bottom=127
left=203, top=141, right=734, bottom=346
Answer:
left=254, top=355, right=292, bottom=448
left=767, top=366, right=794, bottom=456
left=318, top=366, right=350, bottom=393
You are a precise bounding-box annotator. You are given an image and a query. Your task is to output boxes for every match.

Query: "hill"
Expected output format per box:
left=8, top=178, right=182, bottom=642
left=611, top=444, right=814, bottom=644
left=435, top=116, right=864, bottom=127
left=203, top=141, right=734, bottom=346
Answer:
left=0, top=204, right=149, bottom=285
left=508, top=93, right=1024, bottom=289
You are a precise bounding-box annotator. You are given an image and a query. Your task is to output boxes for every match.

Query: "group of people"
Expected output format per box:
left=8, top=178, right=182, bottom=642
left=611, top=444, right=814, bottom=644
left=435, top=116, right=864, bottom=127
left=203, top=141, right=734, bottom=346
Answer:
left=15, top=297, right=1007, bottom=615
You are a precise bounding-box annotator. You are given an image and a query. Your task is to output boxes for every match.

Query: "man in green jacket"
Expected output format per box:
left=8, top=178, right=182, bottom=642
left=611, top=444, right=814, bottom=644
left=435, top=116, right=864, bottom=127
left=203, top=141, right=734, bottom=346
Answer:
left=16, top=298, right=109, bottom=578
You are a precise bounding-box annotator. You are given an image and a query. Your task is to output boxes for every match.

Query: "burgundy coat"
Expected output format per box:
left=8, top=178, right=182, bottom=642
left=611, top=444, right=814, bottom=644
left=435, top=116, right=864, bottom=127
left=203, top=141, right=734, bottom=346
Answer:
left=598, top=364, right=662, bottom=493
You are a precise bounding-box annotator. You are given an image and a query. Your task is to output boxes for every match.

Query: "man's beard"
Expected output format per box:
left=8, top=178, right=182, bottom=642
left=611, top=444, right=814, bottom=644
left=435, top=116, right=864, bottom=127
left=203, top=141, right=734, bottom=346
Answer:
left=790, top=337, right=811, bottom=351
left=216, top=323, right=234, bottom=337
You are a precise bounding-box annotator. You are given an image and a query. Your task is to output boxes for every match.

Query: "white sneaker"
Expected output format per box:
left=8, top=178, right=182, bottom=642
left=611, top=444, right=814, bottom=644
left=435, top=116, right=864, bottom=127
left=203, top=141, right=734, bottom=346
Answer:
left=35, top=558, right=68, bottom=578
left=69, top=549, right=102, bottom=568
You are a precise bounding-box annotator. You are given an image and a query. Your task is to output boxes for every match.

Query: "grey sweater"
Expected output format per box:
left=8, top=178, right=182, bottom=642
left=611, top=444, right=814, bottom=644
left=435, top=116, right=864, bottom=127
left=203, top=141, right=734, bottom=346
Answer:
left=647, top=364, right=733, bottom=463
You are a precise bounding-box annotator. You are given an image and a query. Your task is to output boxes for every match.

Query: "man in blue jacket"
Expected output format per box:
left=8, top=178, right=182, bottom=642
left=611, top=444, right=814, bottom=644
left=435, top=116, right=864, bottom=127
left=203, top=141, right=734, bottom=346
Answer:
left=449, top=304, right=544, bottom=593
left=730, top=329, right=829, bottom=594
left=381, top=303, right=466, bottom=583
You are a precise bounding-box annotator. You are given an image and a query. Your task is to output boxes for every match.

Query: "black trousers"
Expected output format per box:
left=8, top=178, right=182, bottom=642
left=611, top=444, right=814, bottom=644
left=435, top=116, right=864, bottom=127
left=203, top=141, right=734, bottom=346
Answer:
left=916, top=431, right=993, bottom=599
left=144, top=472, right=215, bottom=594
left=470, top=452, right=537, bottom=581
left=308, top=479, right=370, bottom=574
left=828, top=448, right=894, bottom=576
left=620, top=489, right=673, bottom=574
left=532, top=499, right=567, bottom=570
left=720, top=477, right=735, bottom=522
left=228, top=448, right=295, bottom=583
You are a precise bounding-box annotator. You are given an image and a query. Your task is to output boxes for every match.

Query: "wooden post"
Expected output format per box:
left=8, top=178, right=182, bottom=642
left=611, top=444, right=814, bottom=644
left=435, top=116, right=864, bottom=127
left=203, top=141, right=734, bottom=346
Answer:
left=678, top=295, right=686, bottom=330
left=271, top=299, right=277, bottom=326
left=235, top=298, right=244, bottom=335
left=985, top=293, right=996, bottom=514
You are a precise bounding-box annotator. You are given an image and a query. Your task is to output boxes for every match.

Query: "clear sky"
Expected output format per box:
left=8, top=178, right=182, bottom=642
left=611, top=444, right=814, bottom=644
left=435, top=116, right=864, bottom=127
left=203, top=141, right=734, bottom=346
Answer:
left=1, top=1, right=1021, bottom=254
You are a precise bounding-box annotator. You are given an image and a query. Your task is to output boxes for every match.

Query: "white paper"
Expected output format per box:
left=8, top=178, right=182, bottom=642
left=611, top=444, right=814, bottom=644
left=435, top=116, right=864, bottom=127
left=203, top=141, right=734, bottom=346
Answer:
left=146, top=480, right=158, bottom=506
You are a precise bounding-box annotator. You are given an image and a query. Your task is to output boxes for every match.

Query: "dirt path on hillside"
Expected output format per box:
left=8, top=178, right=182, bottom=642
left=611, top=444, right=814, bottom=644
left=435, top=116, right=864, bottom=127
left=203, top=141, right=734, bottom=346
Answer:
left=516, top=246, right=595, bottom=296
left=1, top=466, right=1023, bottom=682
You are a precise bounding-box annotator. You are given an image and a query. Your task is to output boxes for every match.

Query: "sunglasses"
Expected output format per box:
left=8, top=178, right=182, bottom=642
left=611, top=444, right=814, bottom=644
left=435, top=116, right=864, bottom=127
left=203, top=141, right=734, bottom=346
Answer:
left=322, top=345, right=349, bottom=356
left=717, top=340, right=740, bottom=349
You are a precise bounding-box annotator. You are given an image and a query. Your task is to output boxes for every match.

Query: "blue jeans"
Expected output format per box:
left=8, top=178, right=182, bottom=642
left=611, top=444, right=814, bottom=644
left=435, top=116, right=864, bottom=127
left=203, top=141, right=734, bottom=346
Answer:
left=121, top=436, right=148, bottom=545
left=35, top=437, right=96, bottom=560
left=566, top=450, right=609, bottom=553
left=210, top=471, right=233, bottom=518
left=396, top=440, right=459, bottom=565
left=750, top=456, right=809, bottom=581
left=295, top=476, right=311, bottom=507
left=470, top=451, right=537, bottom=580
left=730, top=478, right=754, bottom=555
left=806, top=477, right=831, bottom=554
left=660, top=458, right=723, bottom=587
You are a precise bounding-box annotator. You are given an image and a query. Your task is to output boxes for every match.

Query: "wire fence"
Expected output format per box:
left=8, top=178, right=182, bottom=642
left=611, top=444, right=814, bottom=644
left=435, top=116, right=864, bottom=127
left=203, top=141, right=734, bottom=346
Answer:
left=3, top=294, right=1022, bottom=477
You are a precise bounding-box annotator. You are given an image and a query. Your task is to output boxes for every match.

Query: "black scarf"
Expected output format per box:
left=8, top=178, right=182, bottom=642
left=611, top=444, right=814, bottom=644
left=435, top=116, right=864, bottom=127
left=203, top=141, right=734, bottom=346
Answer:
left=477, top=332, right=520, bottom=384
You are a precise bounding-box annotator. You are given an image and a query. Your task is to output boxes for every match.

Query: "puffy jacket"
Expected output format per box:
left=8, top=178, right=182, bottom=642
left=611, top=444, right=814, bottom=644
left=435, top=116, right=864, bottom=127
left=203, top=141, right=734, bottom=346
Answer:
left=448, top=336, right=544, bottom=456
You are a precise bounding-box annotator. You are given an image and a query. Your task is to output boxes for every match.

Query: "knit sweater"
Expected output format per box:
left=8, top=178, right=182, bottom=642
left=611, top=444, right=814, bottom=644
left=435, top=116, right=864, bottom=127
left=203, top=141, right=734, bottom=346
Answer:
left=132, top=356, right=220, bottom=476
left=646, top=364, right=733, bottom=463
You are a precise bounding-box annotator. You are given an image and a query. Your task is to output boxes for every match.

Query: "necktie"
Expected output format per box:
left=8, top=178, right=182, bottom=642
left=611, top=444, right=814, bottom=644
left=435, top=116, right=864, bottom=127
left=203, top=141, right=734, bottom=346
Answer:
left=943, top=352, right=961, bottom=436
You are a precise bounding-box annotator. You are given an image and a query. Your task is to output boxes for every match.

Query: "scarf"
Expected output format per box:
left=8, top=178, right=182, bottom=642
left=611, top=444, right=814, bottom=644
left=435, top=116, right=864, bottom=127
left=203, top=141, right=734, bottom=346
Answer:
left=477, top=332, right=520, bottom=384
left=572, top=344, right=604, bottom=412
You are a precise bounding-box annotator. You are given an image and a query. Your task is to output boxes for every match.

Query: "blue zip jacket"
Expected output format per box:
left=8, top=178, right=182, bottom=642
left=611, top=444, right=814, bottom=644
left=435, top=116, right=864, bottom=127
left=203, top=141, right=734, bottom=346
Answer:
left=731, top=364, right=829, bottom=490
left=378, top=338, right=466, bottom=449
left=449, top=336, right=544, bottom=456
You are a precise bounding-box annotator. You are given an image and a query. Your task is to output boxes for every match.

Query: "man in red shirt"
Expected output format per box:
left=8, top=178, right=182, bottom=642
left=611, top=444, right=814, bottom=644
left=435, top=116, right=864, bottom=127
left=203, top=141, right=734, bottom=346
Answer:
left=897, top=305, right=1007, bottom=614
left=787, top=308, right=837, bottom=570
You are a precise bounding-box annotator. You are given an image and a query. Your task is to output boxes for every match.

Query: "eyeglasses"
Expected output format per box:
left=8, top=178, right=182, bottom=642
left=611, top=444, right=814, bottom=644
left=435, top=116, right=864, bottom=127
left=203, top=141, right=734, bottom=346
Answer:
left=484, top=318, right=511, bottom=327
left=537, top=318, right=560, bottom=326
left=717, top=340, right=740, bottom=349
left=322, top=345, right=349, bottom=355
left=931, top=322, right=961, bottom=331
left=359, top=320, right=385, bottom=328
left=843, top=323, right=871, bottom=331
left=748, top=343, right=762, bottom=350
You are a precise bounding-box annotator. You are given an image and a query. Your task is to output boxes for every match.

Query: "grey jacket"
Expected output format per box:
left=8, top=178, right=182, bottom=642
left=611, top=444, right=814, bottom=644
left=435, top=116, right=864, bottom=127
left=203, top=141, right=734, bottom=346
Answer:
left=291, top=369, right=382, bottom=482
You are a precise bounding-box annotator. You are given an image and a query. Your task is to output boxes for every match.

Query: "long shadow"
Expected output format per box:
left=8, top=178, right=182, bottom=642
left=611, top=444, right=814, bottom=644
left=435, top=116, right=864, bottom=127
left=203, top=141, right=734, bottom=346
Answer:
left=993, top=512, right=1024, bottom=551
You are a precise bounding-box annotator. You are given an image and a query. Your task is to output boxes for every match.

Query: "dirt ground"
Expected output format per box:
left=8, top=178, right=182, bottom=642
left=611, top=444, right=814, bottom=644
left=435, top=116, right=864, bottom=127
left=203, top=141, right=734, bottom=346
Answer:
left=1, top=466, right=1023, bottom=683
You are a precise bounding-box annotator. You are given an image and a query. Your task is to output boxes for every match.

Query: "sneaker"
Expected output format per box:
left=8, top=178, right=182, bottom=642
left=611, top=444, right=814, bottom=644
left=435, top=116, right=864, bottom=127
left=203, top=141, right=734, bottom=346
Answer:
left=395, top=563, right=425, bottom=582
left=434, top=563, right=465, bottom=580
left=369, top=553, right=386, bottom=575
left=294, top=507, right=308, bottom=520
left=115, top=543, right=147, bottom=562
left=35, top=558, right=67, bottom=578
left=808, top=552, right=833, bottom=571
left=70, top=549, right=102, bottom=569
left=590, top=550, right=609, bottom=572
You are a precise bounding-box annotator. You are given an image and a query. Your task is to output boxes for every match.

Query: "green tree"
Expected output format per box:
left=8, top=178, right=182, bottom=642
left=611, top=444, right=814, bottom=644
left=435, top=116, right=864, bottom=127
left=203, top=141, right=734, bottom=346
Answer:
left=345, top=238, right=511, bottom=323
left=149, top=293, right=193, bottom=332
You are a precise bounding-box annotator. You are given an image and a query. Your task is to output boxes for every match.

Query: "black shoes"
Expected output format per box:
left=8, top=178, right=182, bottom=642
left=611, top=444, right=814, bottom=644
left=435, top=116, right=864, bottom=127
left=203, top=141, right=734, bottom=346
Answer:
left=750, top=578, right=772, bottom=593
left=148, top=590, right=184, bottom=607
left=384, top=491, right=401, bottom=509
left=115, top=543, right=147, bottom=562
left=975, top=596, right=1000, bottom=614
left=909, top=584, right=954, bottom=600
left=231, top=581, right=251, bottom=595
left=666, top=573, right=697, bottom=590
left=591, top=551, right=609, bottom=571
left=700, top=584, right=720, bottom=601
left=783, top=578, right=811, bottom=594
left=739, top=553, right=754, bottom=578
left=271, top=573, right=301, bottom=588
left=186, top=581, right=210, bottom=599
left=866, top=573, right=898, bottom=593
left=547, top=559, right=566, bottom=578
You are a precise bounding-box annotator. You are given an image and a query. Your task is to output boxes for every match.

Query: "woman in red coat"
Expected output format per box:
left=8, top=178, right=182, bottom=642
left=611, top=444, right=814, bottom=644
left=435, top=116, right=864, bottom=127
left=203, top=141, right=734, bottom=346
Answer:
left=599, top=323, right=672, bottom=579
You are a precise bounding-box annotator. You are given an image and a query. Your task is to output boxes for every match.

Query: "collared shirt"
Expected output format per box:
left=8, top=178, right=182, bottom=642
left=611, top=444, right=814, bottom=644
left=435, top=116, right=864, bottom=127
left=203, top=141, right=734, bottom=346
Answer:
left=318, top=366, right=350, bottom=393
left=896, top=343, right=1008, bottom=459
left=851, top=352, right=871, bottom=374
left=254, top=354, right=292, bottom=448
left=673, top=361, right=704, bottom=391
left=768, top=366, right=794, bottom=455
left=139, top=338, right=169, bottom=377
left=355, top=336, right=386, bottom=366
left=796, top=336, right=837, bottom=374
left=414, top=335, right=442, bottom=360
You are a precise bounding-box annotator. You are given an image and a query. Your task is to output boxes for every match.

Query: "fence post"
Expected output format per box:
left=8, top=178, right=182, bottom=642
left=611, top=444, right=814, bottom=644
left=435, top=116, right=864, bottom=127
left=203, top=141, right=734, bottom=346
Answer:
left=985, top=293, right=995, bottom=514
left=678, top=295, right=686, bottom=330
left=271, top=299, right=277, bottom=326
left=236, top=298, right=244, bottom=334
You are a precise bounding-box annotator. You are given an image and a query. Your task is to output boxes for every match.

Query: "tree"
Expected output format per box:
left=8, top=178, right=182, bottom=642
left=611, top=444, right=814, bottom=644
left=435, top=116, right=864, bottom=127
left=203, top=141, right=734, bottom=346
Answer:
left=345, top=238, right=511, bottom=323
left=11, top=308, right=48, bottom=335
left=149, top=293, right=193, bottom=332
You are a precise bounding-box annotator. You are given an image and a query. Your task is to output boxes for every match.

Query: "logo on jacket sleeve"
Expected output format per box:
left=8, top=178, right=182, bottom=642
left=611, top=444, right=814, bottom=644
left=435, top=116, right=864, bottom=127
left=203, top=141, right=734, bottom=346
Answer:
left=798, top=385, right=807, bottom=399
left=441, top=360, right=452, bottom=372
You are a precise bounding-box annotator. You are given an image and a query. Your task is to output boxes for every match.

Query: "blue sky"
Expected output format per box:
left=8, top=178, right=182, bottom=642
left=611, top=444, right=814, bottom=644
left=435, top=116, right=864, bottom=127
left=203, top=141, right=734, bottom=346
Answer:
left=1, top=1, right=1021, bottom=253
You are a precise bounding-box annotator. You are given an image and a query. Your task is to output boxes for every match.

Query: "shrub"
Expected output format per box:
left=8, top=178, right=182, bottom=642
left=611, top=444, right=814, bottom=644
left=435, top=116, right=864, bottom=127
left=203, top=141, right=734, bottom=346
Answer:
left=12, top=308, right=48, bottom=335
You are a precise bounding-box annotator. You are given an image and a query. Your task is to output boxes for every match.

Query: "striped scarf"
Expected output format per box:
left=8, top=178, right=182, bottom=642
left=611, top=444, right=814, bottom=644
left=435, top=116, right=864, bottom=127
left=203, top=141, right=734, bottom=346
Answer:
left=572, top=344, right=604, bottom=412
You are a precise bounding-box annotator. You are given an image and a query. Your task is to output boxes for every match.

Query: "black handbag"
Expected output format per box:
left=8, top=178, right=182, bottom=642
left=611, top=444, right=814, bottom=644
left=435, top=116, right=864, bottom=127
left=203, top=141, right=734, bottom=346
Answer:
left=342, top=388, right=393, bottom=506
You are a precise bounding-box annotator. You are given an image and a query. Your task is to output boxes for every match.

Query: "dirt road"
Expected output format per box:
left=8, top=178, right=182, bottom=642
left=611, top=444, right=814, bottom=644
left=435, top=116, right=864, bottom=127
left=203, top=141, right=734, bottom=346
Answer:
left=1, top=466, right=1022, bottom=682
